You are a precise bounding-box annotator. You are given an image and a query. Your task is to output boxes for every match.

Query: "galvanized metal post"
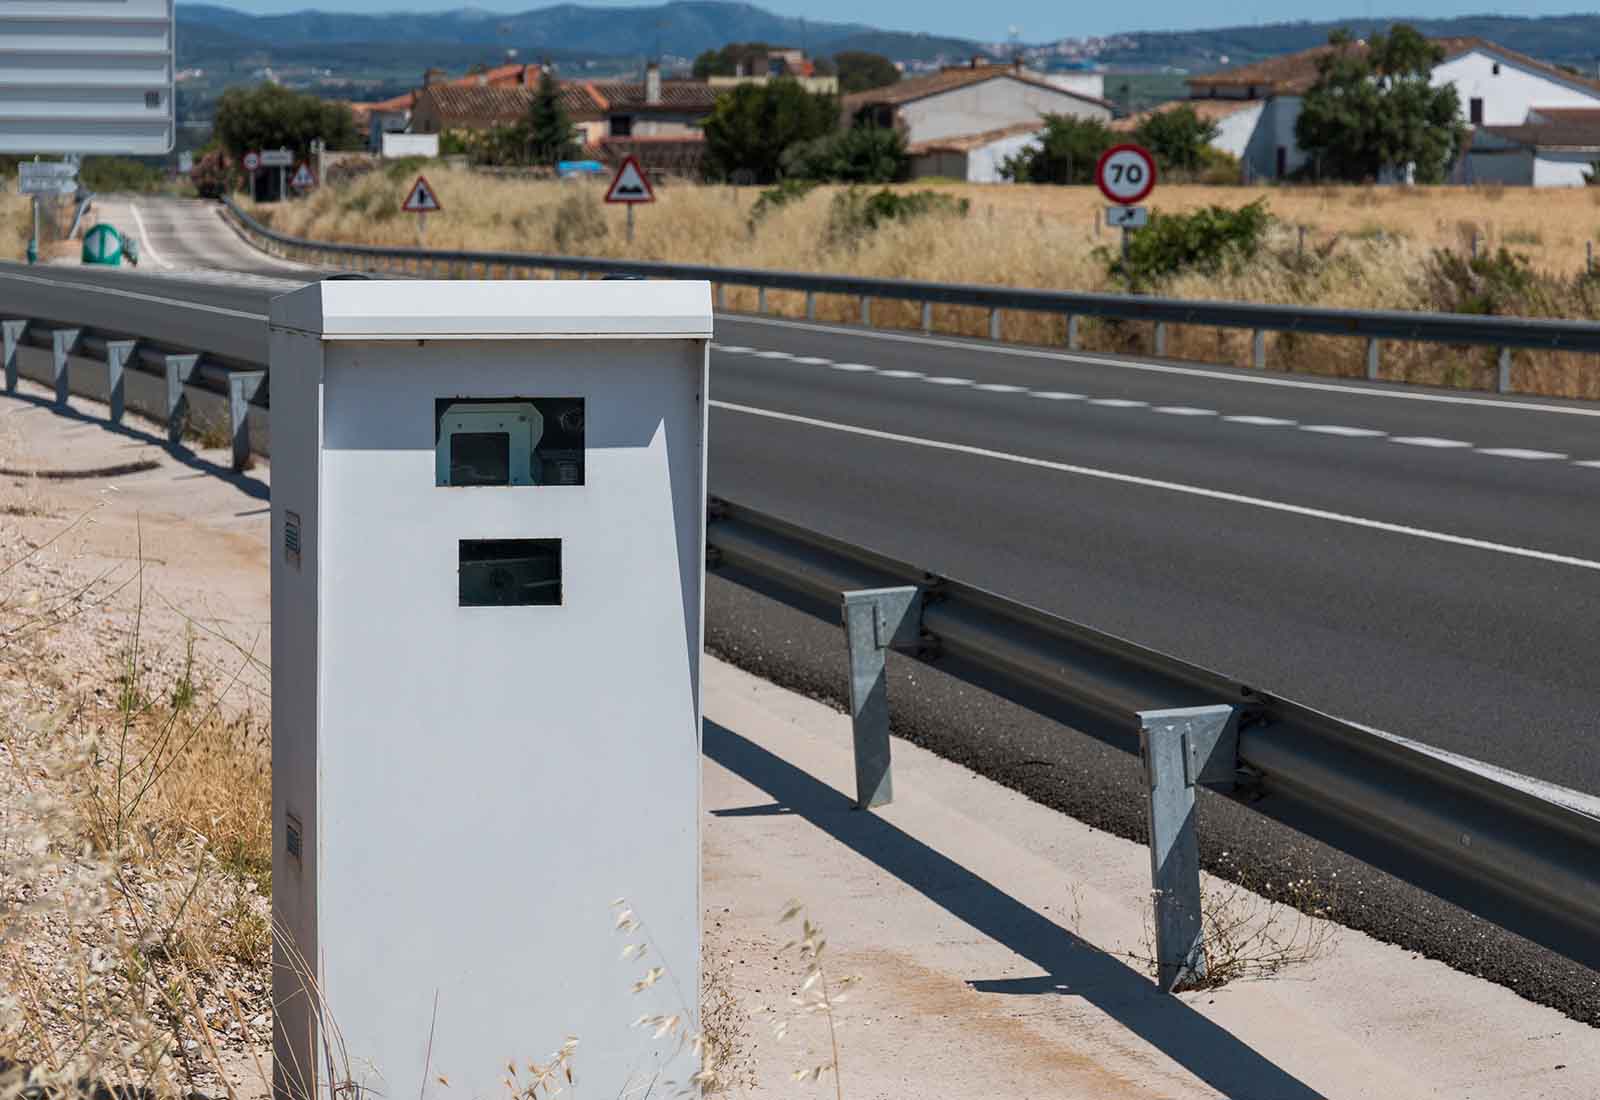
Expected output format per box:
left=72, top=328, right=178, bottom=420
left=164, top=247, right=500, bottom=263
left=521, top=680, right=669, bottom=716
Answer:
left=2, top=320, right=25, bottom=393
left=1138, top=705, right=1238, bottom=993
left=757, top=287, right=767, bottom=314
left=840, top=586, right=922, bottom=810
left=105, top=340, right=137, bottom=425
left=715, top=284, right=726, bottom=311
left=1154, top=322, right=1168, bottom=357
left=1365, top=337, right=1381, bottom=381
left=988, top=308, right=1002, bottom=341
left=921, top=301, right=933, bottom=335
left=228, top=371, right=266, bottom=471
left=1498, top=347, right=1512, bottom=394
left=1066, top=314, right=1080, bottom=351
left=861, top=297, right=872, bottom=326
left=805, top=291, right=816, bottom=322
left=50, top=329, right=80, bottom=407
left=1588, top=240, right=1594, bottom=276
left=1251, top=330, right=1266, bottom=370
left=163, top=353, right=199, bottom=444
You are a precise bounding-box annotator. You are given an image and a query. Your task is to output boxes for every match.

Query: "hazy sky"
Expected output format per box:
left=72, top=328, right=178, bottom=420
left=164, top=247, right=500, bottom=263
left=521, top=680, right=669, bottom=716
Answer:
left=216, top=0, right=1549, bottom=43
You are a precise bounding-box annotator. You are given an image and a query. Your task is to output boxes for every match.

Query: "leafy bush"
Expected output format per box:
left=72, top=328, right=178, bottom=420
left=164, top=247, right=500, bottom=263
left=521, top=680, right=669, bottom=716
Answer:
left=550, top=188, right=607, bottom=252
left=1132, top=106, right=1220, bottom=176
left=1106, top=199, right=1273, bottom=290
left=213, top=82, right=360, bottom=159
left=382, top=155, right=431, bottom=182
left=780, top=126, right=907, bottom=183
left=826, top=187, right=968, bottom=245
left=702, top=79, right=839, bottom=184
left=748, top=178, right=818, bottom=228
left=1424, top=248, right=1544, bottom=316
left=189, top=151, right=234, bottom=200
left=1000, top=114, right=1113, bottom=185
left=80, top=157, right=165, bottom=192
left=1194, top=146, right=1242, bottom=186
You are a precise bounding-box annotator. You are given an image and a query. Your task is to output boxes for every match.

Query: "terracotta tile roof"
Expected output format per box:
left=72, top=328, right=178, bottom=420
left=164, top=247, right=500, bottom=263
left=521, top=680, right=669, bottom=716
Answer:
left=843, top=65, right=1111, bottom=115
left=348, top=91, right=416, bottom=121
left=1110, top=98, right=1258, bottom=132
left=413, top=84, right=534, bottom=128
left=1479, top=119, right=1600, bottom=149
left=1189, top=36, right=1600, bottom=98
left=589, top=80, right=720, bottom=113
left=907, top=121, right=1044, bottom=155
left=1530, top=106, right=1600, bottom=123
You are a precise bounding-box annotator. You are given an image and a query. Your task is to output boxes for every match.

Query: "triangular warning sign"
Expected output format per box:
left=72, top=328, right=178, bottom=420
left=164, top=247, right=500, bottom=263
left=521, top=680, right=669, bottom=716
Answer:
left=290, top=162, right=317, bottom=190
left=604, top=156, right=655, bottom=204
left=401, top=174, right=443, bottom=213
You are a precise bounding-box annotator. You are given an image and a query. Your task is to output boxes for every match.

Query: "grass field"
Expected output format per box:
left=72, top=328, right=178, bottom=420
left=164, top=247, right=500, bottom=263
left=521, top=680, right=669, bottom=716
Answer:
left=243, top=166, right=1600, bottom=397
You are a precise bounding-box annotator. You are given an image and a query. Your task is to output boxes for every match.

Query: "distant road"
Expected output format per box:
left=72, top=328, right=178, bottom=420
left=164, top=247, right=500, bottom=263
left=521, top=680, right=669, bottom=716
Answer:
left=90, top=195, right=312, bottom=279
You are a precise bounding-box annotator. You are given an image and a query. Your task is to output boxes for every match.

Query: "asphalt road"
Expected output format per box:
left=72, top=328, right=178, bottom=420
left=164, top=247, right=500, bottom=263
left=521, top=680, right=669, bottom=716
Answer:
left=11, top=208, right=1600, bottom=1021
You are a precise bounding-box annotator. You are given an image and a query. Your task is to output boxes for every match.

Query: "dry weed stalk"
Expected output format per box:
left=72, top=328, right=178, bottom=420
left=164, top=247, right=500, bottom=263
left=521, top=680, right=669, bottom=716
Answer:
left=773, top=901, right=857, bottom=1099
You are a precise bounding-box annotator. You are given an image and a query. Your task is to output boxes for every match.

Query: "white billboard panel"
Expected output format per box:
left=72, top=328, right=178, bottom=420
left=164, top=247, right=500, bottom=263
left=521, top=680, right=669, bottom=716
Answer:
left=0, top=0, right=175, bottom=155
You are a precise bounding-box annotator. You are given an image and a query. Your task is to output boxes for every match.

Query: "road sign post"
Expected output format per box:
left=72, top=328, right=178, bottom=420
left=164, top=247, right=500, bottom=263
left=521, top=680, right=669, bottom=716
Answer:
left=243, top=151, right=261, bottom=199
left=401, top=175, right=442, bottom=245
left=1097, top=143, right=1157, bottom=264
left=604, top=155, right=655, bottom=245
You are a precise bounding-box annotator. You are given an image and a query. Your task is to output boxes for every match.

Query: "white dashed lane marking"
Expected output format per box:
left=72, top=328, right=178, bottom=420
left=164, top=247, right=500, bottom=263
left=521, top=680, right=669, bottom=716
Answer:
left=1391, top=437, right=1474, bottom=449
left=1476, top=448, right=1568, bottom=460
left=715, top=341, right=1600, bottom=468
left=1301, top=425, right=1387, bottom=437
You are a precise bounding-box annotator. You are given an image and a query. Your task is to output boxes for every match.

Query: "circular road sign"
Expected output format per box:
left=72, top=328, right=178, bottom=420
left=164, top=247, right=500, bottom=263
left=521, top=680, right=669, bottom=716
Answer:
left=243, top=151, right=261, bottom=172
left=1096, top=144, right=1157, bottom=205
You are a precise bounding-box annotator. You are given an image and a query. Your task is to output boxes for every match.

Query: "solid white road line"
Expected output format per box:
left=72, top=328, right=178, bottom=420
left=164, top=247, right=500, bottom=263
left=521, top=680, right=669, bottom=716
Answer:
left=1224, top=415, right=1297, bottom=426
left=718, top=313, right=1600, bottom=419
left=125, top=203, right=170, bottom=270
left=709, top=399, right=1600, bottom=574
left=1391, top=437, right=1474, bottom=448
left=1476, top=448, right=1568, bottom=460
left=0, top=270, right=265, bottom=322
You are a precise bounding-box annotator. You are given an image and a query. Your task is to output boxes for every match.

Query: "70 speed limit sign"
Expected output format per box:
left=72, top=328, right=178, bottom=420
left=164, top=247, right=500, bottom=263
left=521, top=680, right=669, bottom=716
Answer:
left=1096, top=144, right=1157, bottom=204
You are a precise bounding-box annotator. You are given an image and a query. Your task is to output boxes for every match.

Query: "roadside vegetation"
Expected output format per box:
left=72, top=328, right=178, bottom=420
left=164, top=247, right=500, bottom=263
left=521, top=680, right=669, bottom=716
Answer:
left=244, top=169, right=1600, bottom=397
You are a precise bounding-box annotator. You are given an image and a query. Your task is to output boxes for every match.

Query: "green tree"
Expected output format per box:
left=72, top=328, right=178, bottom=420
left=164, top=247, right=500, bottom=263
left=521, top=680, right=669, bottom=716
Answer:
left=702, top=79, right=839, bottom=183
left=1295, top=26, right=1466, bottom=183
left=1133, top=105, right=1220, bottom=176
left=693, top=42, right=773, bottom=79
left=780, top=126, right=907, bottom=182
left=525, top=68, right=579, bottom=166
left=212, top=83, right=360, bottom=158
left=833, top=51, right=900, bottom=94
left=1000, top=114, right=1114, bottom=184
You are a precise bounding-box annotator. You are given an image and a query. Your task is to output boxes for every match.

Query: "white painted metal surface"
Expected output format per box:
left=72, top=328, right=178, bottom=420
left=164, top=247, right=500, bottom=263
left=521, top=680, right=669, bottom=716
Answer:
left=270, top=279, right=711, bottom=1100
left=0, top=0, right=174, bottom=154
left=381, top=131, right=439, bottom=159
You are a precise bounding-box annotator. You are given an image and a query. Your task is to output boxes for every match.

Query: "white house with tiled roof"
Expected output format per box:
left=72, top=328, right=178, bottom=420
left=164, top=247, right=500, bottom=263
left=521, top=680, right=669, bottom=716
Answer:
left=843, top=60, right=1111, bottom=148
left=1171, top=36, right=1600, bottom=183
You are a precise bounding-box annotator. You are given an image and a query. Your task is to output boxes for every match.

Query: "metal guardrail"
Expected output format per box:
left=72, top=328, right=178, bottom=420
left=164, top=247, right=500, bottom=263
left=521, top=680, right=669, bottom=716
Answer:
left=7, top=267, right=1600, bottom=993
left=221, top=196, right=1600, bottom=395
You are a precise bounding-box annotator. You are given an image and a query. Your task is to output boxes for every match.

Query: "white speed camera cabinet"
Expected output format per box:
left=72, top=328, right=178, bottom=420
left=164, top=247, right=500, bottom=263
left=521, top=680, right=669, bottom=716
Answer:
left=269, top=280, right=711, bottom=1100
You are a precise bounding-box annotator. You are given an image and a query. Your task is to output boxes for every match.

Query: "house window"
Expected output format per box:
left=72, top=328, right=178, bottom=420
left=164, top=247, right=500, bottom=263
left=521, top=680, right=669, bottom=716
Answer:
left=610, top=114, right=632, bottom=137
left=1470, top=97, right=1484, bottom=125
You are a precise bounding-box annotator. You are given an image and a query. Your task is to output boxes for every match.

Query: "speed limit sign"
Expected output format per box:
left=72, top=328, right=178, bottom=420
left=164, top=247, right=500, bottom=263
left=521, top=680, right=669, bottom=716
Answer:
left=243, top=151, right=261, bottom=172
left=1096, top=144, right=1156, bottom=204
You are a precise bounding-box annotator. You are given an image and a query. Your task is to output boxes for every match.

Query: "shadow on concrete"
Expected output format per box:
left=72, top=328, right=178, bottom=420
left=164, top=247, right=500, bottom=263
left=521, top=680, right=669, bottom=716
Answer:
left=705, top=719, right=1328, bottom=1100
left=2, top=389, right=268, bottom=503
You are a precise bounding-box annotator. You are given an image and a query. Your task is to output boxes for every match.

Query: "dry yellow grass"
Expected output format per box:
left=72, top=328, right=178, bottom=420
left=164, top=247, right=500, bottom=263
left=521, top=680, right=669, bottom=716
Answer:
left=1, top=191, right=31, bottom=261
left=244, top=166, right=1600, bottom=397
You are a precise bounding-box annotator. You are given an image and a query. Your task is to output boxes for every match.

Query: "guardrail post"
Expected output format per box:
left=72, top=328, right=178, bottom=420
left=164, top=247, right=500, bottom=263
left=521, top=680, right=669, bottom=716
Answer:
left=921, top=301, right=933, bottom=335
left=1154, top=322, right=1168, bottom=357
left=1066, top=315, right=1080, bottom=351
left=2, top=320, right=25, bottom=393
left=1251, top=330, right=1266, bottom=370
left=49, top=329, right=81, bottom=408
left=1365, top=338, right=1381, bottom=381
left=757, top=287, right=767, bottom=314
left=228, top=371, right=266, bottom=471
left=105, top=340, right=137, bottom=425
left=988, top=308, right=1002, bottom=342
left=861, top=297, right=871, bottom=326
left=1137, top=704, right=1238, bottom=993
left=1497, top=348, right=1512, bottom=394
left=840, top=586, right=922, bottom=810
left=715, top=284, right=726, bottom=311
left=805, top=290, right=816, bottom=322
left=163, top=353, right=200, bottom=444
